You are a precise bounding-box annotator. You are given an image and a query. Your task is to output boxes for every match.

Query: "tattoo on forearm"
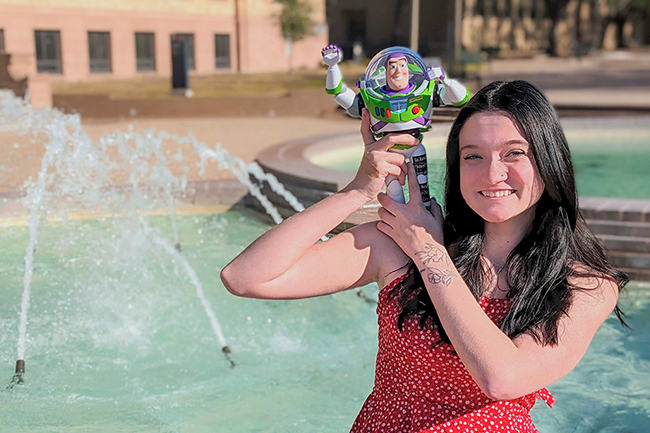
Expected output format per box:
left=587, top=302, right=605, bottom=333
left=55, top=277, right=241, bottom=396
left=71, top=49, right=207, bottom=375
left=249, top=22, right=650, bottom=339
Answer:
left=419, top=267, right=456, bottom=286
left=414, top=243, right=451, bottom=265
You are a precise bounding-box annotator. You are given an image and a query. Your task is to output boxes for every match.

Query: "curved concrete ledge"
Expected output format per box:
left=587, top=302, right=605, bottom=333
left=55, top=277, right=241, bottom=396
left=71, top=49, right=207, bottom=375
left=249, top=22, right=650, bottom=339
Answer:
left=253, top=131, right=373, bottom=232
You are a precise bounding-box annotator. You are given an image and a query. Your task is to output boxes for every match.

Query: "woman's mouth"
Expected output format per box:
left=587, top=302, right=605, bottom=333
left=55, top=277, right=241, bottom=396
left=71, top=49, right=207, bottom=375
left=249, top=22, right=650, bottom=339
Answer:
left=479, top=190, right=515, bottom=198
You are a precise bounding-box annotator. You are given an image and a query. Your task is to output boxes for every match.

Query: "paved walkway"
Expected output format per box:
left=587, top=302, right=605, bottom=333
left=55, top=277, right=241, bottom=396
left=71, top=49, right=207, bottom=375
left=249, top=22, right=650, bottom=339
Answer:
left=483, top=50, right=650, bottom=108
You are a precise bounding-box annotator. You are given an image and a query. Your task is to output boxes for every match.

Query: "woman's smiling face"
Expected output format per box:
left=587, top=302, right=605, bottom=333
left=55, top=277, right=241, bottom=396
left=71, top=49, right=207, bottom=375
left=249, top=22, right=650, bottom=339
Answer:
left=458, top=111, right=545, bottom=225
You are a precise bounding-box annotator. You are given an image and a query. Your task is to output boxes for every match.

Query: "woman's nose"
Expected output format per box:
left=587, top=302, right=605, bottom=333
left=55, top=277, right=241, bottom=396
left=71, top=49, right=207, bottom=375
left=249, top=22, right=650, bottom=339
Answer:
left=485, top=158, right=507, bottom=184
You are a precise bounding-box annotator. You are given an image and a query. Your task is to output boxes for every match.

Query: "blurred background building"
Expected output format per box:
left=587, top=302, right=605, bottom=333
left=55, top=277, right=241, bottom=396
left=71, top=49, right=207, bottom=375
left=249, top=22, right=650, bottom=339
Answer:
left=0, top=0, right=648, bottom=86
left=0, top=0, right=328, bottom=82
left=327, top=0, right=650, bottom=62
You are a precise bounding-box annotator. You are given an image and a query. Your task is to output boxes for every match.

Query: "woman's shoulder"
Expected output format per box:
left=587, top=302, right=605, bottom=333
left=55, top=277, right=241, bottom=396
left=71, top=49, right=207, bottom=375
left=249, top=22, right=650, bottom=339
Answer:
left=567, top=262, right=620, bottom=311
left=347, top=221, right=410, bottom=287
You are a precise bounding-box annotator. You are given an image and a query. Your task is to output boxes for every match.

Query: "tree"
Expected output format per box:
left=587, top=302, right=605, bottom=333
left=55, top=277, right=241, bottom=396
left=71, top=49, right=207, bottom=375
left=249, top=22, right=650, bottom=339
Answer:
left=275, top=0, right=313, bottom=72
left=541, top=0, right=571, bottom=56
left=598, top=0, right=650, bottom=49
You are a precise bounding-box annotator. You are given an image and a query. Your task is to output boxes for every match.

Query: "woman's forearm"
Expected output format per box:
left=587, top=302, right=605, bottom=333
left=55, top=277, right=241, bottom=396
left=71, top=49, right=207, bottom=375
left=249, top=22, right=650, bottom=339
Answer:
left=221, top=185, right=370, bottom=295
left=410, top=242, right=523, bottom=399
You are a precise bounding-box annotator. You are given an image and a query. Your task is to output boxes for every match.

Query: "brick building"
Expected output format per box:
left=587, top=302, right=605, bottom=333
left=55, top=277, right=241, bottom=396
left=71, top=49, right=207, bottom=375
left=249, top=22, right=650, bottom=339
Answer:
left=0, top=0, right=327, bottom=82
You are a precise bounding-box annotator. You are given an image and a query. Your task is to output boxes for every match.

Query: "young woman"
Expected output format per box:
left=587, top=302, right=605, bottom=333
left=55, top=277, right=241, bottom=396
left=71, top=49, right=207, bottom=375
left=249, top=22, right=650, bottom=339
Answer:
left=220, top=81, right=628, bottom=432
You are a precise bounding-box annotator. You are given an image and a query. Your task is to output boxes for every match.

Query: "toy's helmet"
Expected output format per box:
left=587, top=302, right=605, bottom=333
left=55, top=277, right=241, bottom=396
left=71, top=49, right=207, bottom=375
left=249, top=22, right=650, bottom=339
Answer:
left=359, top=46, right=436, bottom=136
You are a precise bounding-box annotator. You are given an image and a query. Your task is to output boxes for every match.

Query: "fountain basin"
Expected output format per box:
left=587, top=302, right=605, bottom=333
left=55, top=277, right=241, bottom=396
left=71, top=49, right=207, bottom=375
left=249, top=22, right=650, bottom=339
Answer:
left=0, top=90, right=648, bottom=431
left=0, top=212, right=649, bottom=432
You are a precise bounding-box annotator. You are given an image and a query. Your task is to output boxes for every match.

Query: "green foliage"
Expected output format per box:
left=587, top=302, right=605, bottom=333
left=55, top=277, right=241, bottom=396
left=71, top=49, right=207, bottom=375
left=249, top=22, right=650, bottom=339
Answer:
left=275, top=0, right=313, bottom=43
left=606, top=0, right=649, bottom=13
left=630, top=0, right=650, bottom=10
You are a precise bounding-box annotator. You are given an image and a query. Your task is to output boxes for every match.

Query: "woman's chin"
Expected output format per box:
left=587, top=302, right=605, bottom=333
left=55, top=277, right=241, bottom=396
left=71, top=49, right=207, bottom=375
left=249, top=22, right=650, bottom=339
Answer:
left=473, top=206, right=536, bottom=226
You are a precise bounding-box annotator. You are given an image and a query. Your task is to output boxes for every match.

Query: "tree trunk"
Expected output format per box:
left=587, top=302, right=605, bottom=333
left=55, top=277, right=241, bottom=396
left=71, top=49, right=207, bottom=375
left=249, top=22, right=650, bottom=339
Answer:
left=548, top=17, right=559, bottom=56
left=575, top=0, right=583, bottom=43
left=542, top=0, right=569, bottom=56
left=597, top=17, right=611, bottom=49
left=615, top=16, right=627, bottom=49
left=285, top=39, right=293, bottom=73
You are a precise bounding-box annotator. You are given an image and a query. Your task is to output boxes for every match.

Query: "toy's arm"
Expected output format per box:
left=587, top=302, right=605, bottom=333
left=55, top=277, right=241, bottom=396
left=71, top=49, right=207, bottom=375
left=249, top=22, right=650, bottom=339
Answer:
left=428, top=67, right=471, bottom=107
left=322, top=45, right=362, bottom=118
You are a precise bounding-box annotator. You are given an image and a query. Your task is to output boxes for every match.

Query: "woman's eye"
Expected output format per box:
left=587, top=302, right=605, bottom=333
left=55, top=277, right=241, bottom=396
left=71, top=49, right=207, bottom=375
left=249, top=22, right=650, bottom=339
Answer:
left=463, top=154, right=481, bottom=160
left=506, top=150, right=526, bottom=158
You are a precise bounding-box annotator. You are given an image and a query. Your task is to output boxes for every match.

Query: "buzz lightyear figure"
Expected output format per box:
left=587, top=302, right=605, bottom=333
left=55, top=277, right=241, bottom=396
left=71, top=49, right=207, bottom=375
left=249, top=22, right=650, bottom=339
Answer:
left=322, top=45, right=470, bottom=208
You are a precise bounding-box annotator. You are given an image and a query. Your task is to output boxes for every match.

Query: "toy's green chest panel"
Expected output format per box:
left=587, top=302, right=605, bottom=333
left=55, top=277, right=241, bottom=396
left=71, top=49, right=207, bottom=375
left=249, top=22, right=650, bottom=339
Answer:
left=360, top=81, right=436, bottom=123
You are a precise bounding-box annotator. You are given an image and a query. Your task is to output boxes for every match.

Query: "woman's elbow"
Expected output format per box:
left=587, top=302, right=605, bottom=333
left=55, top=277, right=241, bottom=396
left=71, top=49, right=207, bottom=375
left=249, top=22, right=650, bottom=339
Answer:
left=479, top=373, right=525, bottom=402
left=220, top=263, right=249, bottom=297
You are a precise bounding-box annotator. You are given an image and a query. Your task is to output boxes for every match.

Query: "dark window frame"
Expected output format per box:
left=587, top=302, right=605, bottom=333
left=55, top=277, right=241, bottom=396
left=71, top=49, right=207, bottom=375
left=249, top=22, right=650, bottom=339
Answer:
left=0, top=29, right=5, bottom=52
left=88, top=31, right=112, bottom=73
left=35, top=30, right=63, bottom=74
left=135, top=32, right=156, bottom=72
left=215, top=34, right=230, bottom=69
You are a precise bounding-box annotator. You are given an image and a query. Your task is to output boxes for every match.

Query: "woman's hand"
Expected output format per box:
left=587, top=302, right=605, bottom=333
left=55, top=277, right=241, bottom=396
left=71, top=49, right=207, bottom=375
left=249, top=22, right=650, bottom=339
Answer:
left=345, top=109, right=420, bottom=201
left=376, top=160, right=445, bottom=257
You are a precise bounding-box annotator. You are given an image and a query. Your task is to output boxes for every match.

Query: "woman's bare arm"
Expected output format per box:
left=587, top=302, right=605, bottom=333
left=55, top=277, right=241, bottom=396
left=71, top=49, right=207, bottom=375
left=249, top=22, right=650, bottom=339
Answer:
left=377, top=161, right=619, bottom=400
left=220, top=111, right=418, bottom=299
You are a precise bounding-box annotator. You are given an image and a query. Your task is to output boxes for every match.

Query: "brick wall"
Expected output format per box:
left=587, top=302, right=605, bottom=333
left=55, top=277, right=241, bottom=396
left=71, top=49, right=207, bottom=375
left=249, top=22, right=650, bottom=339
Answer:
left=0, top=0, right=327, bottom=80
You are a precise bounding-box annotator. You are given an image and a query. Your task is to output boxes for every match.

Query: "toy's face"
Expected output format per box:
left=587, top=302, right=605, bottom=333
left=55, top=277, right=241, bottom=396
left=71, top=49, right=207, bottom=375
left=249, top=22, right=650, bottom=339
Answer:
left=386, top=56, right=409, bottom=91
left=360, top=46, right=435, bottom=134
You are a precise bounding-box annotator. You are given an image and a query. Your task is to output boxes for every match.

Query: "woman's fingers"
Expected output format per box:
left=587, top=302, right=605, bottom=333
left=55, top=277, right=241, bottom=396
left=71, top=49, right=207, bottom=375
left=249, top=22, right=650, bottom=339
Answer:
left=368, top=132, right=420, bottom=153
left=360, top=109, right=376, bottom=146
left=377, top=192, right=401, bottom=215
left=377, top=205, right=395, bottom=222
left=397, top=164, right=407, bottom=186
left=376, top=220, right=393, bottom=237
left=430, top=197, right=444, bottom=221
left=364, top=148, right=405, bottom=180
left=365, top=149, right=404, bottom=168
left=406, top=160, right=424, bottom=206
left=362, top=109, right=420, bottom=152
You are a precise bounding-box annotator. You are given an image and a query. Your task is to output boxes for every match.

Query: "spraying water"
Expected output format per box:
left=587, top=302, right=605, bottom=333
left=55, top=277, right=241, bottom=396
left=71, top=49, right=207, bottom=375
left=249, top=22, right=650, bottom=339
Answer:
left=141, top=219, right=235, bottom=367
left=0, top=90, right=308, bottom=383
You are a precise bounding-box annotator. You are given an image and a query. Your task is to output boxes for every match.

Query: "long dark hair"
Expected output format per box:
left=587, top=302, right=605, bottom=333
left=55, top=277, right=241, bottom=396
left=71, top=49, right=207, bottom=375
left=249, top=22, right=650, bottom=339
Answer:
left=390, top=80, right=628, bottom=346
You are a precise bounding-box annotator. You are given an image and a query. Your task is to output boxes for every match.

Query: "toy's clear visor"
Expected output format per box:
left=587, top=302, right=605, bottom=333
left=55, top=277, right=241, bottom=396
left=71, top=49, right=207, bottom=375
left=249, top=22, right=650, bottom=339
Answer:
left=363, top=46, right=428, bottom=101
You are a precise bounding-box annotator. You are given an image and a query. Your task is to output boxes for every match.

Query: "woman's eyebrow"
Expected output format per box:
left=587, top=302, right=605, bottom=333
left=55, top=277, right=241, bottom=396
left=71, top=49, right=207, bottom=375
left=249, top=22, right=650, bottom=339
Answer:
left=459, top=144, right=479, bottom=152
left=460, top=140, right=529, bottom=152
left=503, top=139, right=529, bottom=147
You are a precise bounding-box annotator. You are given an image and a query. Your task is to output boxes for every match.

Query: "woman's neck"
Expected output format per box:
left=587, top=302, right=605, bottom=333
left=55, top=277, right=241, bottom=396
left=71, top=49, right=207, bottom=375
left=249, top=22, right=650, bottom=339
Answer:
left=482, top=210, right=535, bottom=266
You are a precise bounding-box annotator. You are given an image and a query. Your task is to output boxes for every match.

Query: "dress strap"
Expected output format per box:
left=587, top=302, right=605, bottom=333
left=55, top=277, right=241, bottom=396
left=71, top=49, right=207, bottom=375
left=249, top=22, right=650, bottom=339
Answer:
left=517, top=388, right=555, bottom=410
left=381, top=273, right=409, bottom=292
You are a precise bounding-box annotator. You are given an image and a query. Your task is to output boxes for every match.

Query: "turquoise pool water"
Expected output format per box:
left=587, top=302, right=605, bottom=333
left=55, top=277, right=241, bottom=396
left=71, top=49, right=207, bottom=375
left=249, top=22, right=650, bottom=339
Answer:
left=0, top=211, right=648, bottom=432
left=310, top=119, right=650, bottom=200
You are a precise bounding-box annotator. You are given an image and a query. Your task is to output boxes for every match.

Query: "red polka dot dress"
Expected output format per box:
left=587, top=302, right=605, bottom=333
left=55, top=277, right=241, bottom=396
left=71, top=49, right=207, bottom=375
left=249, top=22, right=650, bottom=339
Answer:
left=350, top=275, right=554, bottom=433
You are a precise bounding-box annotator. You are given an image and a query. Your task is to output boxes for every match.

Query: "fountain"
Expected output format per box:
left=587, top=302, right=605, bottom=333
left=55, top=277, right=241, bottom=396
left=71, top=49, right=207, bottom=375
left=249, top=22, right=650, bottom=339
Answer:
left=0, top=90, right=649, bottom=432
left=0, top=89, right=308, bottom=384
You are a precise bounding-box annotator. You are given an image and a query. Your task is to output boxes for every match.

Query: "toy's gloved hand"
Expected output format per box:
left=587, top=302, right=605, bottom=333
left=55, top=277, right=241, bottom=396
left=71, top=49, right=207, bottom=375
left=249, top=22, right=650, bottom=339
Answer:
left=426, top=66, right=446, bottom=82
left=322, top=45, right=342, bottom=67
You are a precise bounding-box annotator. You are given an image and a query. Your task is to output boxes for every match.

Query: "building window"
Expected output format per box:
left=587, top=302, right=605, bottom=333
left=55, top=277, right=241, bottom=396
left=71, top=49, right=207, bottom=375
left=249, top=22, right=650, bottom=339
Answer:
left=215, top=34, right=230, bottom=69
left=172, top=33, right=194, bottom=70
left=35, top=30, right=62, bottom=73
left=88, top=31, right=111, bottom=73
left=0, top=29, right=5, bottom=52
left=135, top=32, right=156, bottom=71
